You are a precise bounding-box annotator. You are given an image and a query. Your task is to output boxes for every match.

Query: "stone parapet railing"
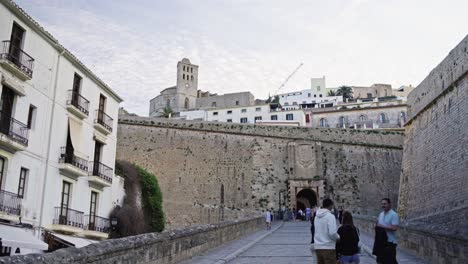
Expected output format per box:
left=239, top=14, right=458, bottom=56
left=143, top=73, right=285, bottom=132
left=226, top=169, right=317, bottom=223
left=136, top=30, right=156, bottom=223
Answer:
left=353, top=214, right=468, bottom=264
left=119, top=116, right=404, bottom=149
left=0, top=217, right=264, bottom=264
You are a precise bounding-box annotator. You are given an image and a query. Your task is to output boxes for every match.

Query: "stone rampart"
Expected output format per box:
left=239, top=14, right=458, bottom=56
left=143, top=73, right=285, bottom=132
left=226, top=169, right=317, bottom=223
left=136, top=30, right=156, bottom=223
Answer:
left=0, top=217, right=264, bottom=264
left=117, top=117, right=403, bottom=228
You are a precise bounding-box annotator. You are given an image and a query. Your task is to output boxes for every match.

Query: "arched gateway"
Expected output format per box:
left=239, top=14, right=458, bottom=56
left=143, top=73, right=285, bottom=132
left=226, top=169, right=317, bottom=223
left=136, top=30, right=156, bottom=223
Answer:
left=296, top=188, right=317, bottom=210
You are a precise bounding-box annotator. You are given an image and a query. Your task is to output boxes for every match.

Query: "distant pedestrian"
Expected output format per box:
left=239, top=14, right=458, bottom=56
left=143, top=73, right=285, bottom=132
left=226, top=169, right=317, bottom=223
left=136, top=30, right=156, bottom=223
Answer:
left=306, top=207, right=311, bottom=221
left=265, top=210, right=272, bottom=230
left=336, top=211, right=360, bottom=264
left=314, top=198, right=340, bottom=264
left=292, top=208, right=296, bottom=221
left=310, top=207, right=317, bottom=244
left=298, top=209, right=303, bottom=221
left=373, top=198, right=399, bottom=264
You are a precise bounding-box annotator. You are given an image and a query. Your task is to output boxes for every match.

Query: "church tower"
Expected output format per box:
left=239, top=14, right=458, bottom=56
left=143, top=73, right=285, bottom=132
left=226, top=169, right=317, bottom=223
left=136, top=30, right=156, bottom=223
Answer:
left=174, top=58, right=198, bottom=112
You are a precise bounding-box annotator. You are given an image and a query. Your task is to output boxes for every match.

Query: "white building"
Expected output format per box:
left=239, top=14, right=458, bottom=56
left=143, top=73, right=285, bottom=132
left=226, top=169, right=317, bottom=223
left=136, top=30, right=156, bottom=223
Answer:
left=277, top=76, right=343, bottom=110
left=180, top=104, right=306, bottom=126
left=0, top=0, right=124, bottom=255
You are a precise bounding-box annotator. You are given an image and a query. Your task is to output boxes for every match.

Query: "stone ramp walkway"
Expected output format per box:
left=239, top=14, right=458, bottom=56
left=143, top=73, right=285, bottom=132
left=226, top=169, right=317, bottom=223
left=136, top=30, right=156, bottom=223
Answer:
left=180, top=221, right=428, bottom=264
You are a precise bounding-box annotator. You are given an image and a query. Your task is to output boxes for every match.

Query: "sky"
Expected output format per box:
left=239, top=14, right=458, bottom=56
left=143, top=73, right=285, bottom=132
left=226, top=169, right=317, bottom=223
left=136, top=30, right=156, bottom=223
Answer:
left=16, top=0, right=468, bottom=116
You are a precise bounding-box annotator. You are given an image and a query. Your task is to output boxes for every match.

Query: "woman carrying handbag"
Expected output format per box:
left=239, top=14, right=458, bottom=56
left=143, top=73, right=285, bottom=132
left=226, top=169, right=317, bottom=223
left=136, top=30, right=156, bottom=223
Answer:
left=336, top=211, right=360, bottom=264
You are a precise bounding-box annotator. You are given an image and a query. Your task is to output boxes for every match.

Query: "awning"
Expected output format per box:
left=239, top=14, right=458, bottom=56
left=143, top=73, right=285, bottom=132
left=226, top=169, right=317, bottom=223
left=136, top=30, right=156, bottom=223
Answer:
left=68, top=117, right=86, bottom=158
left=0, top=224, right=48, bottom=250
left=51, top=233, right=98, bottom=248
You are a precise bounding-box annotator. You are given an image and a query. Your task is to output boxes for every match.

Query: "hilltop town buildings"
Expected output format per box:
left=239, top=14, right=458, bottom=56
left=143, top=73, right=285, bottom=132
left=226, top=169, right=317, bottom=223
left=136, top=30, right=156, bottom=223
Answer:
left=0, top=0, right=124, bottom=255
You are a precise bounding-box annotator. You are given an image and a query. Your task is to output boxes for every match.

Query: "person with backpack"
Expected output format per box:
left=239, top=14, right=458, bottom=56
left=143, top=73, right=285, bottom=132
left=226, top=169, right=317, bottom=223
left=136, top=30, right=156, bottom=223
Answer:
left=336, top=211, right=360, bottom=263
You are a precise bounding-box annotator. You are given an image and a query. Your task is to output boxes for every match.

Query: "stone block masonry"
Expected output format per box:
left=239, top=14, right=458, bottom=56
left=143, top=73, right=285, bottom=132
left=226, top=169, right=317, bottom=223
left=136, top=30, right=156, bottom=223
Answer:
left=117, top=117, right=403, bottom=229
left=397, top=35, right=468, bottom=263
left=0, top=217, right=264, bottom=264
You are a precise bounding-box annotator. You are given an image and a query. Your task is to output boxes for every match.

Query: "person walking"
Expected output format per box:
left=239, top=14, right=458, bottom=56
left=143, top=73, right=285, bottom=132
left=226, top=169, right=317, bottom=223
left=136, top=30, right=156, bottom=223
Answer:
left=336, top=211, right=360, bottom=264
left=314, top=198, right=340, bottom=264
left=265, top=209, right=272, bottom=230
left=374, top=198, right=399, bottom=264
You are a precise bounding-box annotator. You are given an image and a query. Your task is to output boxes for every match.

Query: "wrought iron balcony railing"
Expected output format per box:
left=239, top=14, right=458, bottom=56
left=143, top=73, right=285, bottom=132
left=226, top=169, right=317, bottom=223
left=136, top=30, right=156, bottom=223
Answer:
left=0, top=190, right=21, bottom=216
left=53, top=206, right=84, bottom=228
left=67, top=90, right=90, bottom=116
left=89, top=161, right=113, bottom=184
left=59, top=147, right=89, bottom=171
left=95, top=110, right=113, bottom=132
left=1, top=40, right=34, bottom=78
left=0, top=110, right=29, bottom=146
left=84, top=214, right=110, bottom=233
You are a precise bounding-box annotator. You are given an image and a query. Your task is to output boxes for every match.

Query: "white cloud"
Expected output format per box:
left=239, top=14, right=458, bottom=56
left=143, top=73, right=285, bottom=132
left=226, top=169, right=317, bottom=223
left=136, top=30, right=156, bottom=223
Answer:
left=15, top=0, right=468, bottom=115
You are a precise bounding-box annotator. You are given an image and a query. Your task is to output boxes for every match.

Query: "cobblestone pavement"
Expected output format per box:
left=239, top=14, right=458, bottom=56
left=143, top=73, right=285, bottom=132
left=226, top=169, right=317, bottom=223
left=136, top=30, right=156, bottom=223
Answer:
left=181, top=221, right=429, bottom=264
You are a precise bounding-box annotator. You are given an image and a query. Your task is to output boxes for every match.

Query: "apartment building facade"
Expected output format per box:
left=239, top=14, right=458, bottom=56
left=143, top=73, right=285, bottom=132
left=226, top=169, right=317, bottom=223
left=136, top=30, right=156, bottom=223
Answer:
left=0, top=0, right=124, bottom=255
left=180, top=104, right=306, bottom=126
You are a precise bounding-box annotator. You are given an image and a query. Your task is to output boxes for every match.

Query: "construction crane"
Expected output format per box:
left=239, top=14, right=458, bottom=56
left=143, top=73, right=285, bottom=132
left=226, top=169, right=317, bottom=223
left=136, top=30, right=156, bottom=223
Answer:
left=272, top=62, right=304, bottom=96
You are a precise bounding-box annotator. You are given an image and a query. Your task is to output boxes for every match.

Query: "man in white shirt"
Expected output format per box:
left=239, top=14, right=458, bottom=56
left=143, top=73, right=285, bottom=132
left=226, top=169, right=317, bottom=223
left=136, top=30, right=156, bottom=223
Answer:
left=314, top=198, right=340, bottom=264
left=265, top=210, right=272, bottom=230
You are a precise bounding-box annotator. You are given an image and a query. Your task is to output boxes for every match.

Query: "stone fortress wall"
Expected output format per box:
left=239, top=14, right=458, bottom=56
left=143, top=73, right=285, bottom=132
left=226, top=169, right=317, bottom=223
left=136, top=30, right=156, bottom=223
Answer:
left=395, top=35, right=468, bottom=263
left=117, top=117, right=403, bottom=228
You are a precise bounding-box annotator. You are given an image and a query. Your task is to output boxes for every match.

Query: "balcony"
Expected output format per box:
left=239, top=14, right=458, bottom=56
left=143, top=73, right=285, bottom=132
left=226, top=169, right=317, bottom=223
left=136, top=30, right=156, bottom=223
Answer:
left=89, top=161, right=113, bottom=187
left=0, top=40, right=34, bottom=80
left=336, top=123, right=350, bottom=129
left=58, top=147, right=89, bottom=179
left=83, top=215, right=110, bottom=239
left=93, top=110, right=113, bottom=135
left=66, top=90, right=89, bottom=119
left=354, top=121, right=375, bottom=129
left=0, top=110, right=29, bottom=152
left=0, top=190, right=21, bottom=221
left=51, top=206, right=84, bottom=234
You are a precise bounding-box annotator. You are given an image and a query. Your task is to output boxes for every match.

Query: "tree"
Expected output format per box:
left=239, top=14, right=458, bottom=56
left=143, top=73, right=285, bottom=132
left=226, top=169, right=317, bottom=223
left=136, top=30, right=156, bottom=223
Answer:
left=336, top=86, right=353, bottom=99
left=327, top=90, right=336, bottom=96
left=163, top=107, right=173, bottom=118
left=266, top=95, right=280, bottom=104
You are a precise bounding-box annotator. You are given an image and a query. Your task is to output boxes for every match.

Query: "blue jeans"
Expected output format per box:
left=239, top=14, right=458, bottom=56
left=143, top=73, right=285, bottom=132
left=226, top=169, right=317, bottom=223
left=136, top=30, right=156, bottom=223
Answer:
left=339, top=254, right=360, bottom=263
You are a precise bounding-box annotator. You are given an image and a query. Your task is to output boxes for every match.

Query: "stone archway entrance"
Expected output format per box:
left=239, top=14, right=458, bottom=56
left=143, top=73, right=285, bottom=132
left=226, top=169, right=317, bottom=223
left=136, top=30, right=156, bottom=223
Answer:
left=296, top=189, right=317, bottom=211
left=289, top=179, right=325, bottom=211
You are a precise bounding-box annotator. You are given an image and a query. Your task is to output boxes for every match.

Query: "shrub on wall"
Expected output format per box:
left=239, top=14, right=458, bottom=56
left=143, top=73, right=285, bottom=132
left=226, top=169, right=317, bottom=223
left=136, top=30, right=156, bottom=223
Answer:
left=110, top=160, right=164, bottom=238
left=136, top=165, right=165, bottom=232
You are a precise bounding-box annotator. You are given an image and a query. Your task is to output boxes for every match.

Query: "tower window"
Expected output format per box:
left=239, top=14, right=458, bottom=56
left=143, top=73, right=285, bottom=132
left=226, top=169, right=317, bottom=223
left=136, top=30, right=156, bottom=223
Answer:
left=191, top=75, right=194, bottom=81
left=183, top=74, right=185, bottom=80
left=183, top=66, right=185, bottom=71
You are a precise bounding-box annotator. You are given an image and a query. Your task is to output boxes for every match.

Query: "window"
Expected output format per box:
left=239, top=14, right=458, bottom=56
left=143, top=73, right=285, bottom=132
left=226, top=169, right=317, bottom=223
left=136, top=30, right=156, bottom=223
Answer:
left=314, top=95, right=317, bottom=98
left=241, top=109, right=247, bottom=113
left=339, top=116, right=346, bottom=128
left=400, top=112, right=406, bottom=123
left=240, top=118, right=248, bottom=123
left=305, top=114, right=310, bottom=123
left=292, top=102, right=297, bottom=105
left=319, top=94, right=323, bottom=97
left=302, top=101, right=307, bottom=104
left=18, top=168, right=28, bottom=198
left=191, top=67, right=193, bottom=73
left=254, top=116, right=262, bottom=122
left=284, top=102, right=289, bottom=106
left=184, top=98, right=189, bottom=109
left=359, top=115, right=366, bottom=121
left=212, top=102, right=217, bottom=107
left=227, top=119, right=233, bottom=122
left=317, top=86, right=321, bottom=91
left=367, top=93, right=372, bottom=99
left=320, top=118, right=327, bottom=127
left=183, top=66, right=185, bottom=71
left=0, top=157, right=5, bottom=189
left=308, top=93, right=311, bottom=97
left=59, top=181, right=71, bottom=224
left=191, top=75, right=194, bottom=81
left=271, top=115, right=278, bottom=120
left=235, top=101, right=239, bottom=106
left=286, top=114, right=294, bottom=120
left=255, top=107, right=261, bottom=112
left=89, top=191, right=98, bottom=230
left=27, top=105, right=36, bottom=129
left=379, top=113, right=387, bottom=123
left=183, top=74, right=185, bottom=80
left=213, top=112, right=218, bottom=116
left=227, top=110, right=232, bottom=114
